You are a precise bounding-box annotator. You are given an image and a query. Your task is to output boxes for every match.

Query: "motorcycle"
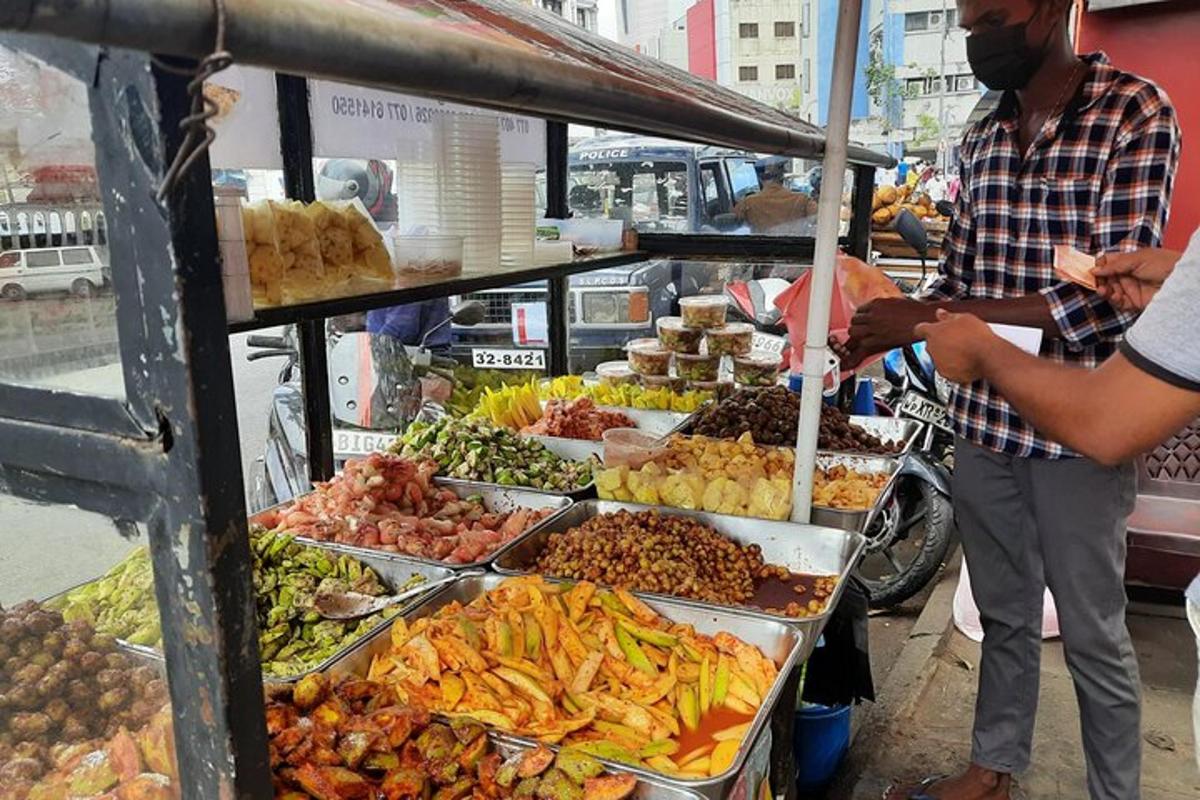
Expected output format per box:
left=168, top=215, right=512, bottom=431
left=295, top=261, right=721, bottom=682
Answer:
left=852, top=206, right=956, bottom=608
left=245, top=301, right=485, bottom=510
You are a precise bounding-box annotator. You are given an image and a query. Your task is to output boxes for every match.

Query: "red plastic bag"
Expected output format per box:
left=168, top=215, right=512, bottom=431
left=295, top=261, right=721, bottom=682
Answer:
left=774, top=254, right=901, bottom=374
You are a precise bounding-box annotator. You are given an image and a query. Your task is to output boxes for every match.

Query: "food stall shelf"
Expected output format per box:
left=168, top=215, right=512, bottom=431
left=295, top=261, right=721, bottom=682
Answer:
left=491, top=499, right=866, bottom=663
left=323, top=572, right=802, bottom=800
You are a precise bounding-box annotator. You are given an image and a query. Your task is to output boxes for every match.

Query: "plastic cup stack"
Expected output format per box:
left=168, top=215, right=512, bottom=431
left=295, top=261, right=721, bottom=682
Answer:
left=438, top=113, right=502, bottom=273
left=501, top=163, right=537, bottom=267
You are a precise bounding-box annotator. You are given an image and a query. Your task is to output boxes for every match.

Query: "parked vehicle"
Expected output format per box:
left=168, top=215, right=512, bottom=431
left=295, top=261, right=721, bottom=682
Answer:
left=850, top=208, right=956, bottom=608
left=0, top=245, right=109, bottom=300
left=246, top=302, right=485, bottom=510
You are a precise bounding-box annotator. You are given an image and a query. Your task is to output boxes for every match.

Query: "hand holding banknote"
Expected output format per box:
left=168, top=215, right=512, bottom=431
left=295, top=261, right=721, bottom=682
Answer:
left=1092, top=247, right=1183, bottom=312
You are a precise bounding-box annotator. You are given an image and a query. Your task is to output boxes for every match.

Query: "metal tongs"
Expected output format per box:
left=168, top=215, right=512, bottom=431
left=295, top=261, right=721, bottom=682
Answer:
left=313, top=570, right=479, bottom=620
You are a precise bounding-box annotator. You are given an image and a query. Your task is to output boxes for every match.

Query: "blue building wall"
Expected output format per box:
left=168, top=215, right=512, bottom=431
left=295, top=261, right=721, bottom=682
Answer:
left=816, top=0, right=872, bottom=126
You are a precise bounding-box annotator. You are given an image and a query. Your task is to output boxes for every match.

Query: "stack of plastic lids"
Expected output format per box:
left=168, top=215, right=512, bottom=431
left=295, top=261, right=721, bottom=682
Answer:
left=500, top=163, right=537, bottom=266
left=438, top=114, right=501, bottom=273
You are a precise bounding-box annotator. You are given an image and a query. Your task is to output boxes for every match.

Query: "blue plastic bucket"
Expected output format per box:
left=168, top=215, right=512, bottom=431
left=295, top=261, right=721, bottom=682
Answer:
left=792, top=703, right=852, bottom=792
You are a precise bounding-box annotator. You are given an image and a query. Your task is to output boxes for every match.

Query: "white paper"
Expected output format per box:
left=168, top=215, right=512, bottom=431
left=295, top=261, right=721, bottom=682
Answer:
left=511, top=302, right=549, bottom=346
left=207, top=66, right=284, bottom=170
left=989, top=323, right=1043, bottom=355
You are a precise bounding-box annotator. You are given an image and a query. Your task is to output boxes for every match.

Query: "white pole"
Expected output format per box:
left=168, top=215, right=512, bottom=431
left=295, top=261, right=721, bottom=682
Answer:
left=791, top=0, right=865, bottom=523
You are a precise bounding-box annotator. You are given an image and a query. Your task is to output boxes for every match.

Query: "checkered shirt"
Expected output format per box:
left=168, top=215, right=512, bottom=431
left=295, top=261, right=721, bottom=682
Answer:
left=925, top=52, right=1181, bottom=459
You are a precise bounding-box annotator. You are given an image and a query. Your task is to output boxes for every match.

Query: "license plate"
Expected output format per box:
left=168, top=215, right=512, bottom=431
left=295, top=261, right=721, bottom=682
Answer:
left=333, top=429, right=398, bottom=458
left=898, top=392, right=952, bottom=432
left=750, top=332, right=787, bottom=356
left=471, top=347, right=547, bottom=370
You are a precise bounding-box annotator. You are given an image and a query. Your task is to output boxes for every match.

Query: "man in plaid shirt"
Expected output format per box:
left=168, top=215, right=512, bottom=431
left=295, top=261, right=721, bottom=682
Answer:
left=844, top=2, right=1181, bottom=799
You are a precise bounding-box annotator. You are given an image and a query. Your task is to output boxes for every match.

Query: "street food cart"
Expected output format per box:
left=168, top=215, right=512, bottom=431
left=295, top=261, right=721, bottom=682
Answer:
left=0, top=0, right=888, bottom=796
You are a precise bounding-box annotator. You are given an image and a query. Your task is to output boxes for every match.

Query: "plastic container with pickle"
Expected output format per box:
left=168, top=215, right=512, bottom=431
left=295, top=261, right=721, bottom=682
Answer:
left=641, top=374, right=687, bottom=392
left=688, top=379, right=735, bottom=400
left=595, top=361, right=640, bottom=387
left=705, top=322, right=755, bottom=356
left=734, top=352, right=783, bottom=386
left=679, top=294, right=729, bottom=329
left=674, top=352, right=720, bottom=382
left=626, top=338, right=672, bottom=376
left=655, top=316, right=703, bottom=354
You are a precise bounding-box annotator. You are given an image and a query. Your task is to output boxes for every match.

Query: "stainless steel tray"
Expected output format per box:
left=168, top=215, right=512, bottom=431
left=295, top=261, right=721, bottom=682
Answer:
left=435, top=434, right=601, bottom=500
left=841, top=415, right=923, bottom=456
left=47, top=542, right=455, bottom=683
left=324, top=572, right=803, bottom=800
left=492, top=499, right=863, bottom=662
left=520, top=406, right=691, bottom=455
left=810, top=453, right=902, bottom=533
left=262, top=481, right=575, bottom=571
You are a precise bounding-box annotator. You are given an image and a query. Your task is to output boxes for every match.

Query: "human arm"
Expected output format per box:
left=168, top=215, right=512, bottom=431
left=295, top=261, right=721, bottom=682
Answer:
left=916, top=310, right=1200, bottom=466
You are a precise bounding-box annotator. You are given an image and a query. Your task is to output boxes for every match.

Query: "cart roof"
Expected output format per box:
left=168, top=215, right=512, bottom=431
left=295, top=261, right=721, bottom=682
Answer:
left=0, top=0, right=893, bottom=168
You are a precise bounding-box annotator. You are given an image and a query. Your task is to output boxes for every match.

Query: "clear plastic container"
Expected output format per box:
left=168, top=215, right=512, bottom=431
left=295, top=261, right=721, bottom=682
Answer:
left=626, top=338, right=672, bottom=376
left=705, top=322, right=755, bottom=356
left=674, top=352, right=720, bottom=382
left=679, top=294, right=729, bottom=329
left=734, top=353, right=782, bottom=386
left=393, top=235, right=464, bottom=276
left=595, top=361, right=640, bottom=387
left=602, top=427, right=665, bottom=469
left=656, top=316, right=703, bottom=354
left=641, top=374, right=686, bottom=392
left=688, top=379, right=735, bottom=400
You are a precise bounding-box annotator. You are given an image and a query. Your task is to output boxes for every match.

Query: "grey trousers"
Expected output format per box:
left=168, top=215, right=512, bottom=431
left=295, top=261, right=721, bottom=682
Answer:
left=953, top=439, right=1141, bottom=800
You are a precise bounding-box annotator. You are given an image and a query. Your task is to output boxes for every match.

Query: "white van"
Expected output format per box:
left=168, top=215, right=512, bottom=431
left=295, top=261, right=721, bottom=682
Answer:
left=0, top=246, right=108, bottom=300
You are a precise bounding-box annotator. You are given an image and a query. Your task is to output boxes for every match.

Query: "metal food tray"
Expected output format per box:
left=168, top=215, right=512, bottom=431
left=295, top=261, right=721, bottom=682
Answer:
left=256, top=481, right=575, bottom=571
left=810, top=453, right=902, bottom=533
left=492, top=499, right=864, bottom=662
left=520, top=406, right=692, bottom=456
left=840, top=415, right=923, bottom=456
left=323, top=572, right=803, bottom=800
left=46, top=542, right=456, bottom=684
left=435, top=434, right=601, bottom=500
left=258, top=683, right=708, bottom=800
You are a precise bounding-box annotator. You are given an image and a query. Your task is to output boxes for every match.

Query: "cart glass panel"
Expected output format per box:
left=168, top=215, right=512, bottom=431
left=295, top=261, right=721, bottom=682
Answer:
left=0, top=46, right=122, bottom=398
left=0, top=494, right=179, bottom=796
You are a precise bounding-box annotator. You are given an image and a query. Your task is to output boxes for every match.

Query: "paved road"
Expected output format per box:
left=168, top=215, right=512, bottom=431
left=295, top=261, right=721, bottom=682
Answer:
left=0, top=295, right=284, bottom=603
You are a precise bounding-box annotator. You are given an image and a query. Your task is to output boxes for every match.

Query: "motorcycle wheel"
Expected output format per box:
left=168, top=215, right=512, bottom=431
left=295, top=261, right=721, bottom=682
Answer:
left=853, top=475, right=955, bottom=609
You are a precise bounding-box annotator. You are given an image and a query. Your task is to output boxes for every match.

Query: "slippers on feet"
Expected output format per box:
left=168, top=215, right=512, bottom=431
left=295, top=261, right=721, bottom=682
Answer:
left=883, top=775, right=947, bottom=800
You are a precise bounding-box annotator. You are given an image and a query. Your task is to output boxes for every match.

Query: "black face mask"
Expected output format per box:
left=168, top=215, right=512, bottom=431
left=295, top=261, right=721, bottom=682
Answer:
left=967, top=19, right=1054, bottom=91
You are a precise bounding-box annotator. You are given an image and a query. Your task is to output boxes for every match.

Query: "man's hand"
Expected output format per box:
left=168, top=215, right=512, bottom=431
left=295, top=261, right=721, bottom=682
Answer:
left=841, top=297, right=937, bottom=368
left=914, top=309, right=999, bottom=384
left=1093, top=247, right=1182, bottom=312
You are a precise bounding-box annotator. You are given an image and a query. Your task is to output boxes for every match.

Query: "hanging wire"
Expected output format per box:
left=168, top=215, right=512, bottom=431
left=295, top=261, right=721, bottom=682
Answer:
left=154, top=0, right=233, bottom=203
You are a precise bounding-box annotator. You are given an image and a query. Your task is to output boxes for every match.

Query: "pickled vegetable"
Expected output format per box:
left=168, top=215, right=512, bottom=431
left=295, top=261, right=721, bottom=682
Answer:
left=732, top=353, right=781, bottom=387
left=655, top=317, right=703, bottom=354
left=625, top=339, right=672, bottom=377
left=674, top=353, right=720, bottom=382
left=704, top=323, right=754, bottom=357
left=678, top=295, right=728, bottom=329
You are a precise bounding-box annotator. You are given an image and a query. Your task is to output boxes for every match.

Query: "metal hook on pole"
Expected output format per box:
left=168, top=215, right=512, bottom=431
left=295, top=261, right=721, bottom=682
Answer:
left=791, top=0, right=865, bottom=523
left=154, top=0, right=232, bottom=203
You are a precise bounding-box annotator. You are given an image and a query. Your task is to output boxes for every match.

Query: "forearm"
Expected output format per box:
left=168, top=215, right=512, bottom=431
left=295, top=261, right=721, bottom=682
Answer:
left=937, top=295, right=1059, bottom=337
left=975, top=342, right=1200, bottom=465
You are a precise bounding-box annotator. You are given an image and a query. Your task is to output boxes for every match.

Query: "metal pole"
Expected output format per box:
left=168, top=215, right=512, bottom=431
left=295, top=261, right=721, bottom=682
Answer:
left=545, top=121, right=571, bottom=377
left=938, top=0, right=948, bottom=171
left=791, top=0, right=864, bottom=523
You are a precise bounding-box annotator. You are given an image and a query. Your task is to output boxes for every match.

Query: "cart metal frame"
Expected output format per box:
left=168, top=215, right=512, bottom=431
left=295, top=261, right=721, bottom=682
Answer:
left=0, top=1, right=885, bottom=795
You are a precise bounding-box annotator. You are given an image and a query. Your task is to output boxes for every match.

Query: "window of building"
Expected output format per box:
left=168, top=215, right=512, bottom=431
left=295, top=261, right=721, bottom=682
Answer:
left=906, top=77, right=926, bottom=96
left=739, top=23, right=759, bottom=38
left=946, top=9, right=958, bottom=27
left=739, top=65, right=758, bottom=81
left=905, top=12, right=928, bottom=32
left=775, top=64, right=796, bottom=80
left=955, top=74, right=976, bottom=92
left=802, top=3, right=811, bottom=35
left=540, top=0, right=563, bottom=15
left=803, top=59, right=811, bottom=93
left=929, top=76, right=944, bottom=95
left=774, top=21, right=795, bottom=37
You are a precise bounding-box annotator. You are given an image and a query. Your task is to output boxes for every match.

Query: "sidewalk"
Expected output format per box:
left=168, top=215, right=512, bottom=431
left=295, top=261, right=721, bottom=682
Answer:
left=823, top=556, right=1199, bottom=799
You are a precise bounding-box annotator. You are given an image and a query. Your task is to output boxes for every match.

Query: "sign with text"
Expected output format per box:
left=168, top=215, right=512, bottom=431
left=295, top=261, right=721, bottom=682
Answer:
left=511, top=302, right=549, bottom=346
left=471, top=348, right=546, bottom=370
left=310, top=80, right=545, bottom=165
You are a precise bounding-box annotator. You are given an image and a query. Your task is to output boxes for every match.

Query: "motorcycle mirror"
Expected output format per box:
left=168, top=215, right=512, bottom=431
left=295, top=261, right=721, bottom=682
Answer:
left=450, top=300, right=486, bottom=327
left=895, top=209, right=929, bottom=258
left=935, top=199, right=955, bottom=218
